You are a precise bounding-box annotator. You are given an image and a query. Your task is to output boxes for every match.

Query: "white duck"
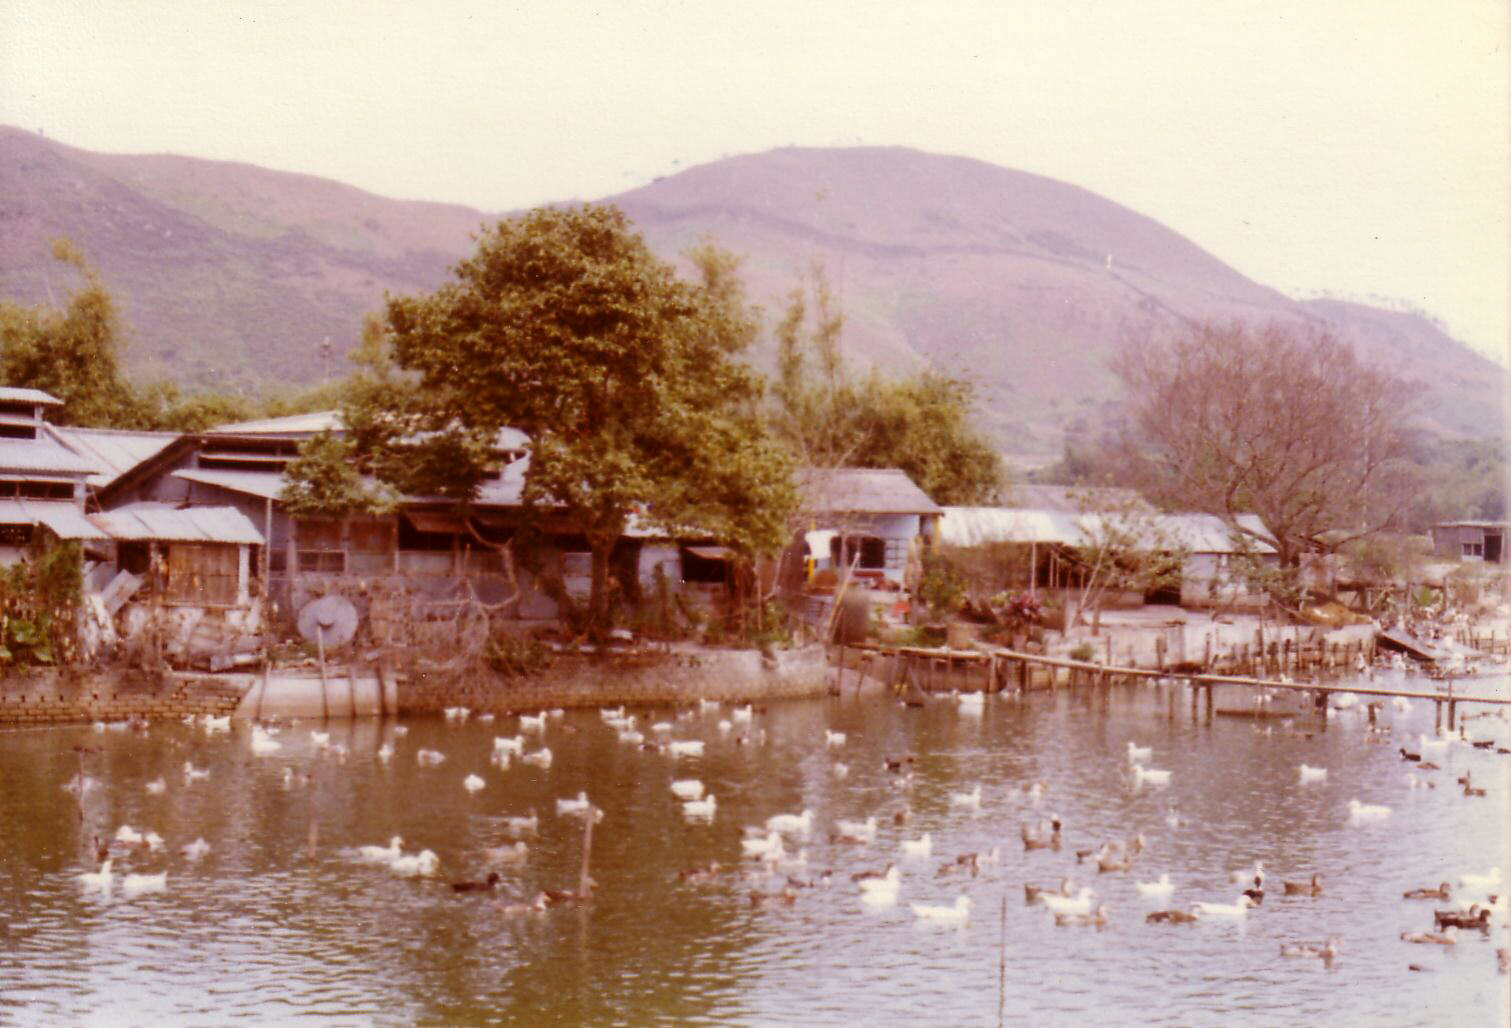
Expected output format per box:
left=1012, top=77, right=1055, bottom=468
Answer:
left=78, top=860, right=113, bottom=891
left=1135, top=873, right=1174, bottom=899
left=181, top=838, right=212, bottom=861
left=503, top=811, right=539, bottom=836
left=835, top=816, right=879, bottom=843
left=1298, top=764, right=1328, bottom=784
left=1132, top=765, right=1172, bottom=787
left=670, top=779, right=705, bottom=801
left=484, top=841, right=529, bottom=865
left=824, top=729, right=847, bottom=748
left=122, top=871, right=168, bottom=897
left=900, top=833, right=933, bottom=859
left=463, top=773, right=486, bottom=793
left=183, top=762, right=210, bottom=782
left=357, top=836, right=405, bottom=863
left=765, top=809, right=813, bottom=835
left=1192, top=895, right=1254, bottom=917
left=389, top=849, right=439, bottom=876
left=1041, top=887, right=1096, bottom=917
left=493, top=735, right=524, bottom=757
left=911, top=895, right=972, bottom=924
left=519, top=713, right=547, bottom=733
left=667, top=740, right=704, bottom=758
left=115, top=824, right=144, bottom=846
left=1459, top=867, right=1502, bottom=893
left=144, top=777, right=166, bottom=795
left=683, top=794, right=717, bottom=819
left=556, top=791, right=591, bottom=816
left=415, top=748, right=447, bottom=766
left=1347, top=799, right=1391, bottom=824
left=956, top=691, right=985, bottom=714
left=1127, top=741, right=1152, bottom=764
left=741, top=830, right=785, bottom=859
left=950, top=785, right=983, bottom=811
left=521, top=747, right=553, bottom=769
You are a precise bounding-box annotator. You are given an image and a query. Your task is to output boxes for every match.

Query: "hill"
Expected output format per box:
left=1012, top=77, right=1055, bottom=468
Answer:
left=0, top=128, right=1503, bottom=460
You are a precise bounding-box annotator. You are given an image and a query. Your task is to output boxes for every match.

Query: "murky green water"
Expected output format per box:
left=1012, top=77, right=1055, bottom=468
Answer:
left=2, top=667, right=1507, bottom=1025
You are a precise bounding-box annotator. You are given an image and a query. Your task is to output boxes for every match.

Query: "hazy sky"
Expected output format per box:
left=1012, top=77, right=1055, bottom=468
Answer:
left=3, top=1, right=1507, bottom=362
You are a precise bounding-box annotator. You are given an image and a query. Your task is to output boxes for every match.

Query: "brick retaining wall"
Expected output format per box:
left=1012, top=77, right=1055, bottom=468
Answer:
left=0, top=670, right=252, bottom=726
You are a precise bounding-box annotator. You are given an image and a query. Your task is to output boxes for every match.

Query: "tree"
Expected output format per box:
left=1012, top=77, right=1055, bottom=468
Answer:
left=770, top=265, right=1003, bottom=505
left=381, top=205, right=795, bottom=640
left=1112, top=321, right=1416, bottom=605
left=0, top=240, right=140, bottom=426
left=1066, top=485, right=1187, bottom=634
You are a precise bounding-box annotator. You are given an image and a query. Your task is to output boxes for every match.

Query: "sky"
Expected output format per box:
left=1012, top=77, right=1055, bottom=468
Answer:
left=2, top=1, right=1508, bottom=363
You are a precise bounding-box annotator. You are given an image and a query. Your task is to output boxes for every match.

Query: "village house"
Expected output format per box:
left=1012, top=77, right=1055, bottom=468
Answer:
left=938, top=484, right=1277, bottom=610
left=781, top=467, right=943, bottom=628
left=0, top=387, right=108, bottom=560
left=1431, top=521, right=1506, bottom=565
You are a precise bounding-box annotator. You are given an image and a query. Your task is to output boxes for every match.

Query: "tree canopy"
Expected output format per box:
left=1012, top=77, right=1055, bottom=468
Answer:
left=769, top=266, right=1003, bottom=505
left=378, top=204, right=796, bottom=636
left=1113, top=320, right=1417, bottom=593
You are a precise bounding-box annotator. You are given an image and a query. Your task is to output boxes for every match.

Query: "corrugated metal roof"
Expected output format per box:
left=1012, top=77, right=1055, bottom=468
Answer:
left=175, top=468, right=286, bottom=500
left=0, top=499, right=108, bottom=539
left=45, top=425, right=178, bottom=489
left=1000, top=483, right=1146, bottom=514
left=1163, top=513, right=1275, bottom=554
left=0, top=437, right=98, bottom=476
left=90, top=504, right=264, bottom=544
left=208, top=410, right=531, bottom=453
left=209, top=410, right=344, bottom=435
left=940, top=505, right=1275, bottom=554
left=0, top=387, right=62, bottom=406
left=939, top=506, right=1088, bottom=546
left=798, top=468, right=943, bottom=516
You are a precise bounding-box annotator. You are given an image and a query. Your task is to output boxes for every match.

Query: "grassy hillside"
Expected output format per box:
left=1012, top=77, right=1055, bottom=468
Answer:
left=1, top=127, right=1502, bottom=459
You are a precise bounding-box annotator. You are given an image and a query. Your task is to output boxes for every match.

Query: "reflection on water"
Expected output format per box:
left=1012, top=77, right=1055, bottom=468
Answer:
left=2, top=668, right=1508, bottom=1025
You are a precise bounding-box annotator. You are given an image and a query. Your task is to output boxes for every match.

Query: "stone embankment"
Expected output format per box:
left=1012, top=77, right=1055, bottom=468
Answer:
left=0, top=645, right=832, bottom=726
left=0, top=670, right=248, bottom=726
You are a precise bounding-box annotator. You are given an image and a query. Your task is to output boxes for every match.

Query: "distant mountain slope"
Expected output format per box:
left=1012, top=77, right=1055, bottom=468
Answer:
left=0, top=125, right=483, bottom=385
left=0, top=128, right=1502, bottom=458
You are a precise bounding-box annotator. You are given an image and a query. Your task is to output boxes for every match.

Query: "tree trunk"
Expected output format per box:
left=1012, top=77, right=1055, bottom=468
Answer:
left=587, top=532, right=615, bottom=650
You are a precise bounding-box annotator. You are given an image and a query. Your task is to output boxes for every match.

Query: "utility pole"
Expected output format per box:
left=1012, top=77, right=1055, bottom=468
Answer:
left=320, top=336, right=332, bottom=382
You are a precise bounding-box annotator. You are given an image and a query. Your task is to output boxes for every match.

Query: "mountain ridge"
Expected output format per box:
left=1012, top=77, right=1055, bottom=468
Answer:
left=0, top=126, right=1502, bottom=459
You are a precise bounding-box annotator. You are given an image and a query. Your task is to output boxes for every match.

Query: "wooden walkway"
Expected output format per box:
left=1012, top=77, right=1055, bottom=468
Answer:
left=844, top=642, right=1509, bottom=732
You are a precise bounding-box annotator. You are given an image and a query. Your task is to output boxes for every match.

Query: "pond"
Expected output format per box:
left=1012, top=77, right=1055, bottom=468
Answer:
left=1, top=667, right=1507, bottom=1026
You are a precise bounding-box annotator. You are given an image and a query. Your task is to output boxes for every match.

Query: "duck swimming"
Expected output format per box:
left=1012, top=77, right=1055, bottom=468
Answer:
left=1191, top=895, right=1254, bottom=917
left=1135, top=873, right=1174, bottom=899
left=911, top=895, right=972, bottom=925
left=1054, top=903, right=1109, bottom=929
left=1146, top=909, right=1198, bottom=924
left=451, top=871, right=502, bottom=893
left=1280, top=938, right=1338, bottom=963
left=1282, top=873, right=1323, bottom=896
left=1403, top=882, right=1450, bottom=900
left=122, top=872, right=168, bottom=897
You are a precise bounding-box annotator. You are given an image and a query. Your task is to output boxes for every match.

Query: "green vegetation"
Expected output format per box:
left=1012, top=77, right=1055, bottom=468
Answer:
left=770, top=265, right=1003, bottom=505
left=375, top=204, right=797, bottom=641
left=0, top=537, right=82, bottom=668
left=0, top=239, right=350, bottom=432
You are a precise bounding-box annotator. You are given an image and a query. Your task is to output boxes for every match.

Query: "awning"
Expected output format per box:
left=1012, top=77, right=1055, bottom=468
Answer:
left=803, top=530, right=838, bottom=558
left=684, top=545, right=734, bottom=561
left=89, top=505, right=264, bottom=545
left=0, top=500, right=109, bottom=540
left=404, top=510, right=466, bottom=534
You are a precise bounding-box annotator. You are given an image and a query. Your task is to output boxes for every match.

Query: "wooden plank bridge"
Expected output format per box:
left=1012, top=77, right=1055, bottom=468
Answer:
left=842, top=643, right=1509, bottom=732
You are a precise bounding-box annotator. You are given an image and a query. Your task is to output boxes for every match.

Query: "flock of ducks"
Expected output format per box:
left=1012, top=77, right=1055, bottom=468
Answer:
left=61, top=664, right=1511, bottom=983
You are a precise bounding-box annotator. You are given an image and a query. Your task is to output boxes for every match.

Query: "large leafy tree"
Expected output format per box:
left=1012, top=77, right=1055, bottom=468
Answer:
left=381, top=205, right=795, bottom=637
left=1113, top=320, right=1417, bottom=603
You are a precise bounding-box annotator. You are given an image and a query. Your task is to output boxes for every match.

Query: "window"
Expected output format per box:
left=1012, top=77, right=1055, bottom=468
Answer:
left=0, top=524, right=32, bottom=546
left=296, top=519, right=345, bottom=573
left=836, top=536, right=888, bottom=570
left=166, top=543, right=239, bottom=605
left=1463, top=542, right=1484, bottom=558
left=348, top=519, right=394, bottom=574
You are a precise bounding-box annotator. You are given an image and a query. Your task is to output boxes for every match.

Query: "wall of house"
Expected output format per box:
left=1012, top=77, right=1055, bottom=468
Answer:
left=1180, top=553, right=1266, bottom=609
